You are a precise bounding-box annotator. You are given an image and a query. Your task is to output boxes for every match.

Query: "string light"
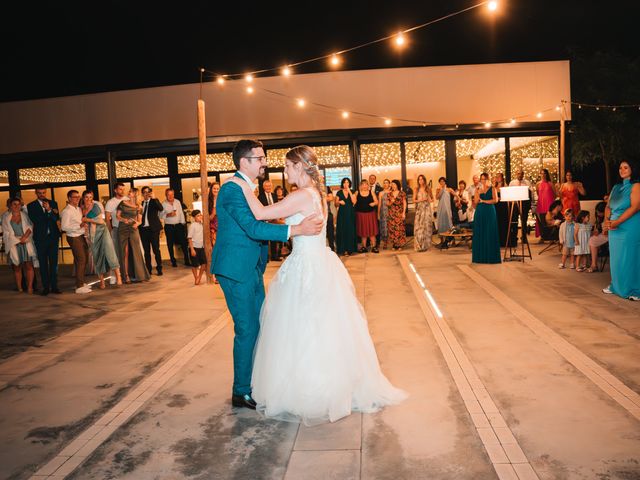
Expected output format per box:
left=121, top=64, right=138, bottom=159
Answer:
left=510, top=118, right=516, bottom=124
left=246, top=86, right=254, bottom=94
left=178, top=153, right=234, bottom=173
left=245, top=74, right=254, bottom=83
left=484, top=122, right=491, bottom=128
left=329, top=54, right=341, bottom=67
left=341, top=111, right=350, bottom=119
left=488, top=1, right=498, bottom=11
left=384, top=118, right=392, bottom=125
left=297, top=98, right=306, bottom=108
left=281, top=66, right=292, bottom=77
left=536, top=112, right=543, bottom=118
left=216, top=76, right=225, bottom=85
left=394, top=32, right=406, bottom=47
left=555, top=105, right=560, bottom=111
left=266, top=145, right=350, bottom=168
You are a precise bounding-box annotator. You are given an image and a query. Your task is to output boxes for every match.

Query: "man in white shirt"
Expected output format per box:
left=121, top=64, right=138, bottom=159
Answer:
left=105, top=183, right=126, bottom=283
left=509, top=168, right=534, bottom=241
left=60, top=190, right=91, bottom=294
left=161, top=188, right=191, bottom=267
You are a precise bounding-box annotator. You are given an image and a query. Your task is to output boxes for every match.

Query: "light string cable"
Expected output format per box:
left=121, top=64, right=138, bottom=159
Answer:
left=200, top=1, right=493, bottom=80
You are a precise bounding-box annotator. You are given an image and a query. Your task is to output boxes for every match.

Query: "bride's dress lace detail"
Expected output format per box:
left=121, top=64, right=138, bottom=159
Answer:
left=252, top=188, right=407, bottom=426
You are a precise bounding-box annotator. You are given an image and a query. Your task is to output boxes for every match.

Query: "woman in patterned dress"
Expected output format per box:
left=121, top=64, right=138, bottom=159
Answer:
left=387, top=180, right=407, bottom=250
left=413, top=175, right=433, bottom=251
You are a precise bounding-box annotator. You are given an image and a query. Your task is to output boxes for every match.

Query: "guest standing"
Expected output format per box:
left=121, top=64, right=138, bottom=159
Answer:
left=414, top=174, right=434, bottom=252
left=558, top=209, right=576, bottom=269
left=435, top=177, right=454, bottom=234
left=105, top=183, right=127, bottom=283
left=117, top=188, right=150, bottom=283
left=387, top=180, right=407, bottom=250
left=162, top=188, right=190, bottom=267
left=27, top=187, right=61, bottom=295
left=258, top=180, right=282, bottom=261
left=559, top=171, right=586, bottom=214
left=378, top=179, right=391, bottom=249
left=354, top=180, right=379, bottom=253
left=573, top=210, right=592, bottom=272
left=335, top=177, right=357, bottom=256
left=603, top=160, right=640, bottom=300
left=3, top=197, right=38, bottom=293
left=535, top=169, right=557, bottom=238
left=208, top=182, right=220, bottom=248
left=81, top=190, right=122, bottom=288
left=326, top=187, right=336, bottom=251
left=139, top=186, right=164, bottom=276
left=60, top=190, right=91, bottom=294
left=588, top=201, right=608, bottom=272
left=472, top=173, right=501, bottom=264
left=187, top=209, right=207, bottom=285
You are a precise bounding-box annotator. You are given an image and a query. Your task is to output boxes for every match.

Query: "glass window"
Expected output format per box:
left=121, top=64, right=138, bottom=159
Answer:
left=405, top=141, right=446, bottom=196
left=509, top=136, right=559, bottom=184
left=0, top=191, right=11, bottom=213
left=180, top=177, right=218, bottom=211
left=116, top=158, right=168, bottom=178
left=20, top=164, right=86, bottom=185
left=95, top=162, right=108, bottom=180
left=0, top=170, right=8, bottom=188
left=360, top=143, right=402, bottom=191
left=177, top=153, right=233, bottom=174
left=456, top=138, right=505, bottom=184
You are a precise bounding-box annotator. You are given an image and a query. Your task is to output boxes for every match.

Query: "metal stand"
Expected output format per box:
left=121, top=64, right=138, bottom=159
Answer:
left=503, top=200, right=532, bottom=262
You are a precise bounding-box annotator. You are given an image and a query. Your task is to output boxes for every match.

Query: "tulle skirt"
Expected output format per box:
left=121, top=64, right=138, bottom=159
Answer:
left=252, top=243, right=407, bottom=426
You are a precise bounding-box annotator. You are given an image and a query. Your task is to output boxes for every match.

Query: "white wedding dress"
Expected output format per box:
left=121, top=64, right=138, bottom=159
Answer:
left=251, top=188, right=407, bottom=426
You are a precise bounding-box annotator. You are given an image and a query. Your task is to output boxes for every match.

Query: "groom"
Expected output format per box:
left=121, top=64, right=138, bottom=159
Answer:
left=212, top=139, right=323, bottom=409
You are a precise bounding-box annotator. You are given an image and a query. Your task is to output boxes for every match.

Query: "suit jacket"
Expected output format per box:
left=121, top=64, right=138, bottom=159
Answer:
left=27, top=199, right=60, bottom=244
left=141, top=198, right=164, bottom=232
left=258, top=191, right=278, bottom=207
left=211, top=173, right=289, bottom=282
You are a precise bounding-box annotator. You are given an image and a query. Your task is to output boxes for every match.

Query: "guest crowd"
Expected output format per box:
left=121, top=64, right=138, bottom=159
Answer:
left=2, top=159, right=638, bottom=301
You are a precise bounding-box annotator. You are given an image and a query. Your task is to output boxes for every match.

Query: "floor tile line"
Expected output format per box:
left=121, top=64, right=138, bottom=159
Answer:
left=458, top=264, right=640, bottom=420
left=28, top=309, right=231, bottom=480
left=398, top=256, right=539, bottom=479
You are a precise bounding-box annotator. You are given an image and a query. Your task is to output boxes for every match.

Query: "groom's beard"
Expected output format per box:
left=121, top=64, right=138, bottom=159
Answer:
left=257, top=168, right=266, bottom=180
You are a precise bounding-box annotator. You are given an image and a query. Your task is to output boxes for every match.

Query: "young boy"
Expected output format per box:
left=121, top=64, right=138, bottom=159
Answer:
left=187, top=210, right=206, bottom=285
left=558, top=208, right=575, bottom=269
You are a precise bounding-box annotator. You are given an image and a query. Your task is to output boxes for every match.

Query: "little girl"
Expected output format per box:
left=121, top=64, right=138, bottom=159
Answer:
left=573, top=210, right=592, bottom=272
left=558, top=209, right=575, bottom=269
left=187, top=210, right=206, bottom=285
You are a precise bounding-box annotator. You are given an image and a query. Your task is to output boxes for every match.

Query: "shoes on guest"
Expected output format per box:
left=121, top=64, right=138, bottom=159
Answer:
left=231, top=394, right=257, bottom=410
left=558, top=263, right=565, bottom=269
left=156, top=268, right=163, bottom=276
left=629, top=296, right=640, bottom=301
left=358, top=247, right=368, bottom=254
left=51, top=288, right=62, bottom=294
left=40, top=289, right=49, bottom=296
left=75, top=285, right=92, bottom=294
left=109, top=275, right=117, bottom=285
left=602, top=286, right=612, bottom=294
left=171, top=261, right=177, bottom=267
left=372, top=247, right=380, bottom=254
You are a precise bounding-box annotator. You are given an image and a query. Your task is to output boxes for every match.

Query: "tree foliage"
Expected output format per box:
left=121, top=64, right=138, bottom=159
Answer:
left=570, top=51, right=640, bottom=191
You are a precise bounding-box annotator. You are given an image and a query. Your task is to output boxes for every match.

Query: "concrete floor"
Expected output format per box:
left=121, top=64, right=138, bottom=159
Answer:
left=0, top=239, right=638, bottom=480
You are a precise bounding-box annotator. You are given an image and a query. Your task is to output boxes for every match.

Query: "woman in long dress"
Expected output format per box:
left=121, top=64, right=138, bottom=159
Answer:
left=335, top=177, right=357, bottom=256
left=228, top=145, right=406, bottom=426
left=80, top=190, right=122, bottom=289
left=116, top=188, right=150, bottom=283
left=387, top=180, right=407, bottom=250
left=378, top=179, right=391, bottom=249
left=353, top=180, right=379, bottom=253
left=472, top=173, right=501, bottom=264
left=435, top=177, right=454, bottom=233
left=603, top=160, right=640, bottom=300
left=535, top=168, right=557, bottom=237
left=413, top=174, right=433, bottom=251
left=2, top=197, right=38, bottom=293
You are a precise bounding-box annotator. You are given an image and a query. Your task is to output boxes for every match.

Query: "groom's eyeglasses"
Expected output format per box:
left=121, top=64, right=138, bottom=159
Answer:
left=245, top=156, right=268, bottom=163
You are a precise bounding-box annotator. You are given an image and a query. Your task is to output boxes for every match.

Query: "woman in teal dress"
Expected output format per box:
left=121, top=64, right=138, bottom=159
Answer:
left=81, top=190, right=122, bottom=289
left=472, top=173, right=501, bottom=264
left=335, top=177, right=357, bottom=256
left=603, top=160, right=640, bottom=300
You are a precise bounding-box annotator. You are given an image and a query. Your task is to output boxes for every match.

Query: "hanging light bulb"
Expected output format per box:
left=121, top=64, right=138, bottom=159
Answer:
left=484, top=122, right=491, bottom=128
left=216, top=76, right=225, bottom=85
left=281, top=66, right=292, bottom=77
left=613, top=107, right=617, bottom=111
left=384, top=118, right=392, bottom=126
left=329, top=54, right=341, bottom=67
left=245, top=74, right=254, bottom=83
left=246, top=86, right=254, bottom=94
left=297, top=98, right=306, bottom=108
left=510, top=118, right=516, bottom=125
left=487, top=1, right=498, bottom=11
left=536, top=112, right=543, bottom=118
left=578, top=105, right=582, bottom=109
left=394, top=32, right=406, bottom=48
left=555, top=105, right=561, bottom=111
left=341, top=111, right=350, bottom=119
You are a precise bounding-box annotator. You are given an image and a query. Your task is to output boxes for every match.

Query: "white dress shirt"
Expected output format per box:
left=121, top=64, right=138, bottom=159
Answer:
left=105, top=196, right=124, bottom=228
left=61, top=204, right=84, bottom=237
left=161, top=199, right=186, bottom=225
left=188, top=221, right=204, bottom=248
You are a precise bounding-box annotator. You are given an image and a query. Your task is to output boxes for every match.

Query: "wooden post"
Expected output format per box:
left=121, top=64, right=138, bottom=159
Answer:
left=559, top=103, right=566, bottom=181
left=197, top=99, right=213, bottom=283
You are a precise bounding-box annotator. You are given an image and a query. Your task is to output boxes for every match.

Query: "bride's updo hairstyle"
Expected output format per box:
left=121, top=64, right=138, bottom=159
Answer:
left=286, top=145, right=326, bottom=213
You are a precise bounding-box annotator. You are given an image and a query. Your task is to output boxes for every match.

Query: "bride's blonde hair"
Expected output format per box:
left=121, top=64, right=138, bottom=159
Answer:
left=286, top=145, right=326, bottom=214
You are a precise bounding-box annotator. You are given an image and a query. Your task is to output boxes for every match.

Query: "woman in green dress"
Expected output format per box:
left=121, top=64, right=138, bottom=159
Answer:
left=116, top=188, right=150, bottom=282
left=81, top=190, right=122, bottom=289
left=472, top=173, right=501, bottom=264
left=335, top=177, right=357, bottom=256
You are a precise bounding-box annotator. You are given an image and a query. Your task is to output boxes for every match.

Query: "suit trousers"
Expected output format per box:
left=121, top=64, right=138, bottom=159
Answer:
left=164, top=223, right=190, bottom=265
left=140, top=226, right=162, bottom=272
left=217, top=268, right=265, bottom=396
left=35, top=236, right=59, bottom=290
left=67, top=235, right=88, bottom=288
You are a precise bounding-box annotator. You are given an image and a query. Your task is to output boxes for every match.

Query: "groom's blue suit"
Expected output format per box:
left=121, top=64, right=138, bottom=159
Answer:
left=211, top=173, right=289, bottom=396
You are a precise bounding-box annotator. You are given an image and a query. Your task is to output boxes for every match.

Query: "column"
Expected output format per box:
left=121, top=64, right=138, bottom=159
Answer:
left=86, top=159, right=98, bottom=198
left=445, top=139, right=458, bottom=186
left=167, top=154, right=182, bottom=199
left=350, top=139, right=361, bottom=186
left=505, top=137, right=512, bottom=184
left=400, top=141, right=408, bottom=191
left=8, top=167, right=20, bottom=198
left=107, top=150, right=117, bottom=196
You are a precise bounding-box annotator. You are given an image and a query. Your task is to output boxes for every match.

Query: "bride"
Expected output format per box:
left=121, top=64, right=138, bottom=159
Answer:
left=228, top=145, right=406, bottom=425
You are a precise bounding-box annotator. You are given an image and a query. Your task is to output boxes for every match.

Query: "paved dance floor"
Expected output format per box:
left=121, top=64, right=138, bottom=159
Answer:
left=0, top=242, right=638, bottom=480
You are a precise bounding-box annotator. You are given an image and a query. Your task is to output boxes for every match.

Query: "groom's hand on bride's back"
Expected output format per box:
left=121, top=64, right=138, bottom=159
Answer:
left=291, top=214, right=323, bottom=237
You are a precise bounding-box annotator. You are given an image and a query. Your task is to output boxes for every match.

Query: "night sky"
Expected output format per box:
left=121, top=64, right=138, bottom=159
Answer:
left=1, top=0, right=638, bottom=102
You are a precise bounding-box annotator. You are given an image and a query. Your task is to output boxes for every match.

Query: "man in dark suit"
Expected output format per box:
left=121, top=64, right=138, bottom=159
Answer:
left=27, top=187, right=61, bottom=295
left=258, top=180, right=281, bottom=261
left=139, top=186, right=164, bottom=275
